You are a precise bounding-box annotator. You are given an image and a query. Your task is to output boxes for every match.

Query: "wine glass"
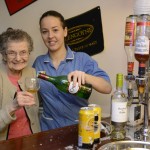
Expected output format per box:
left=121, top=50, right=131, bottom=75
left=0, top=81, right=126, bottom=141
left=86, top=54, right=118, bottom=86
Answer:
left=25, top=77, right=40, bottom=94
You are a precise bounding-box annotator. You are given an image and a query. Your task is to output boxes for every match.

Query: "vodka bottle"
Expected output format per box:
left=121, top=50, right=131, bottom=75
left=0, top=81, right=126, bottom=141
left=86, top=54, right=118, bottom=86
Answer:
left=111, top=73, right=128, bottom=140
left=37, top=73, right=92, bottom=99
left=124, top=15, right=137, bottom=75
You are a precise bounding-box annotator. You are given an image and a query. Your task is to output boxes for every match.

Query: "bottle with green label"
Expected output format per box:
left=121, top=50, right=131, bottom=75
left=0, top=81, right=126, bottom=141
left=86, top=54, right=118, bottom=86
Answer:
left=37, top=73, right=92, bottom=99
left=111, top=73, right=128, bottom=140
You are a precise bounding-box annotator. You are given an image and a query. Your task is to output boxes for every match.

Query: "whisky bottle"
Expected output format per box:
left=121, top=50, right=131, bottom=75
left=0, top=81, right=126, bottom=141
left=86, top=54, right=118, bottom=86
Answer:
left=37, top=73, right=92, bottom=99
left=134, top=14, right=150, bottom=77
left=111, top=73, right=128, bottom=140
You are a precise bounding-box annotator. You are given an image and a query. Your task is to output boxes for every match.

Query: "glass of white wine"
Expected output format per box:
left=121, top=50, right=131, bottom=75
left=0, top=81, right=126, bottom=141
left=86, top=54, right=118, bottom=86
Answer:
left=25, top=77, right=40, bottom=94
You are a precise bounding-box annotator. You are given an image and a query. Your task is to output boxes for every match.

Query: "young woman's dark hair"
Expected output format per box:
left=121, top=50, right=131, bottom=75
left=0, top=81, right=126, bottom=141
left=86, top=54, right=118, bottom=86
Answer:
left=39, top=10, right=67, bottom=29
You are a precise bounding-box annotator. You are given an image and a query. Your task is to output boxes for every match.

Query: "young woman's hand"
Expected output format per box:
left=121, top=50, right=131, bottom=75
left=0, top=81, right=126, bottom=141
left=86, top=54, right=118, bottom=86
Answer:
left=68, top=70, right=86, bottom=87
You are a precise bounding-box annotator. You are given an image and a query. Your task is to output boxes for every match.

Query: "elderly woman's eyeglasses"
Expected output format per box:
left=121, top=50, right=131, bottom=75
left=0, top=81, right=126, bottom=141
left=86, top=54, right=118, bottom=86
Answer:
left=6, top=50, right=29, bottom=58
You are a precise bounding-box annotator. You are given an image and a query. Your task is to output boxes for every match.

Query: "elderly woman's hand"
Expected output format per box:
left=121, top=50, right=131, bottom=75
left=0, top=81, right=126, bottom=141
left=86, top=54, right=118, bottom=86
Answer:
left=6, top=91, right=35, bottom=117
left=16, top=91, right=35, bottom=106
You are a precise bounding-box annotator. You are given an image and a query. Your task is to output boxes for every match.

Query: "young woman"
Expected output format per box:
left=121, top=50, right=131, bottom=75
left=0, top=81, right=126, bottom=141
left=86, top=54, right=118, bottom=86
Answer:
left=33, top=10, right=112, bottom=131
left=0, top=29, right=40, bottom=141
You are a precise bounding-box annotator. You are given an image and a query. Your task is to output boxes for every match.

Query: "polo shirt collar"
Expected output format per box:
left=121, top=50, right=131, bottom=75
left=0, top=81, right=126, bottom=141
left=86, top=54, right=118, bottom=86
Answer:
left=66, top=46, right=74, bottom=60
left=43, top=46, right=74, bottom=63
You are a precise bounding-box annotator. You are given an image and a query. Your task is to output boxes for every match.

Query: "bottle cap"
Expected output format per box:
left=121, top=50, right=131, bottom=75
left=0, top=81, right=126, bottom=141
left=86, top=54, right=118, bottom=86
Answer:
left=116, top=73, right=123, bottom=87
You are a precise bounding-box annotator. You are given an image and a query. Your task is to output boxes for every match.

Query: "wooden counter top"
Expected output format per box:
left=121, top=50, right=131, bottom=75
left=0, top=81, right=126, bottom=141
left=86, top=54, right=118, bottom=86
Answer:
left=1, top=117, right=144, bottom=150
left=0, top=124, right=78, bottom=150
left=0, top=122, right=113, bottom=150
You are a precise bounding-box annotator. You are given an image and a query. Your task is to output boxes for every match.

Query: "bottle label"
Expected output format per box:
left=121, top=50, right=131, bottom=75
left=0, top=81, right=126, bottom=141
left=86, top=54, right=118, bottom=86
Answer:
left=111, top=100, right=128, bottom=122
left=137, top=22, right=150, bottom=26
left=124, top=22, right=136, bottom=46
left=68, top=82, right=79, bottom=94
left=135, top=36, right=149, bottom=55
left=127, top=62, right=134, bottom=74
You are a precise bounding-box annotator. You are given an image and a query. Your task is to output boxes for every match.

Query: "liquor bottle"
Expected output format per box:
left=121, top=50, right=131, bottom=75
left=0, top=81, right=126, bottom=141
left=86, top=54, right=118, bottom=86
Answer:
left=136, top=76, right=146, bottom=103
left=111, top=73, right=128, bottom=140
left=124, top=15, right=137, bottom=75
left=134, top=14, right=150, bottom=77
left=37, top=73, right=92, bottom=99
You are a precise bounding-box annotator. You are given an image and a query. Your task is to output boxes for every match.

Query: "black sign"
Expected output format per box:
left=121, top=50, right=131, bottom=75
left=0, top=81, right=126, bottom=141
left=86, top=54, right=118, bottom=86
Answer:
left=66, top=6, right=104, bottom=56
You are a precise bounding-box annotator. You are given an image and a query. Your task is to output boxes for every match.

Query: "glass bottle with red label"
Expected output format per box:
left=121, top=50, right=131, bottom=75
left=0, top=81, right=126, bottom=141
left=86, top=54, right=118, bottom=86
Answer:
left=135, top=14, right=150, bottom=77
left=124, top=15, right=137, bottom=75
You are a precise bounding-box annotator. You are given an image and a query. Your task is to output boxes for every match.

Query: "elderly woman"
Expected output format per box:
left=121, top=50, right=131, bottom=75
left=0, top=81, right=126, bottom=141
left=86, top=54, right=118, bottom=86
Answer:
left=0, top=29, right=40, bottom=141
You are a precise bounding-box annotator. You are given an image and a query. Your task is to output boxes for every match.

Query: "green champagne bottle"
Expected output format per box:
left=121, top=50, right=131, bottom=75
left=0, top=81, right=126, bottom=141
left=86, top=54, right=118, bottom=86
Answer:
left=37, top=73, right=92, bottom=99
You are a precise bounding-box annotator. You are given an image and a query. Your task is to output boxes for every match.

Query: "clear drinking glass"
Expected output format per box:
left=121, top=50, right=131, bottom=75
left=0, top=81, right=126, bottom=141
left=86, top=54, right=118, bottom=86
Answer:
left=25, top=77, right=40, bottom=94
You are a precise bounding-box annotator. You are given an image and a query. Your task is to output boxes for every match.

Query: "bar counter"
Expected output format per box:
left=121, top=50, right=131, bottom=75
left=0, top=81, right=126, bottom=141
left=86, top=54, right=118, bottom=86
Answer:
left=0, top=123, right=111, bottom=150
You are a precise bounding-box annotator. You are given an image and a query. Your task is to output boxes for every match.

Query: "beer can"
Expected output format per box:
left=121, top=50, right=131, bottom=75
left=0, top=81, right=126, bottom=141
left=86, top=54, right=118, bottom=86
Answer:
left=88, top=104, right=101, bottom=144
left=78, top=107, right=94, bottom=149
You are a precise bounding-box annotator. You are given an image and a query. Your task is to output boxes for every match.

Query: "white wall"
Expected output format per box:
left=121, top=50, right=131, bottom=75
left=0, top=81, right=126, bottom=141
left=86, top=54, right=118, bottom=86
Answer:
left=0, top=0, right=138, bottom=116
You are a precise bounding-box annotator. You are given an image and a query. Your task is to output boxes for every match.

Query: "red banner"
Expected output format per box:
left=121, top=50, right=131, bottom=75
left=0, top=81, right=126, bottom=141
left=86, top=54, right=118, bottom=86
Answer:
left=5, top=0, right=37, bottom=15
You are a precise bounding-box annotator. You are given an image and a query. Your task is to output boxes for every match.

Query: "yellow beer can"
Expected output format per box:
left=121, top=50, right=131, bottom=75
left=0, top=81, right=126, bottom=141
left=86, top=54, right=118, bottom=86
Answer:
left=88, top=104, right=101, bottom=144
left=78, top=107, right=94, bottom=149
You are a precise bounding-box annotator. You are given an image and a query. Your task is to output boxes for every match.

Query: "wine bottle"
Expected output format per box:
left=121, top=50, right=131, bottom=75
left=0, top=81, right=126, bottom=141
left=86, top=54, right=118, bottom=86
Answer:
left=111, top=73, right=128, bottom=140
left=37, top=73, right=92, bottom=99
